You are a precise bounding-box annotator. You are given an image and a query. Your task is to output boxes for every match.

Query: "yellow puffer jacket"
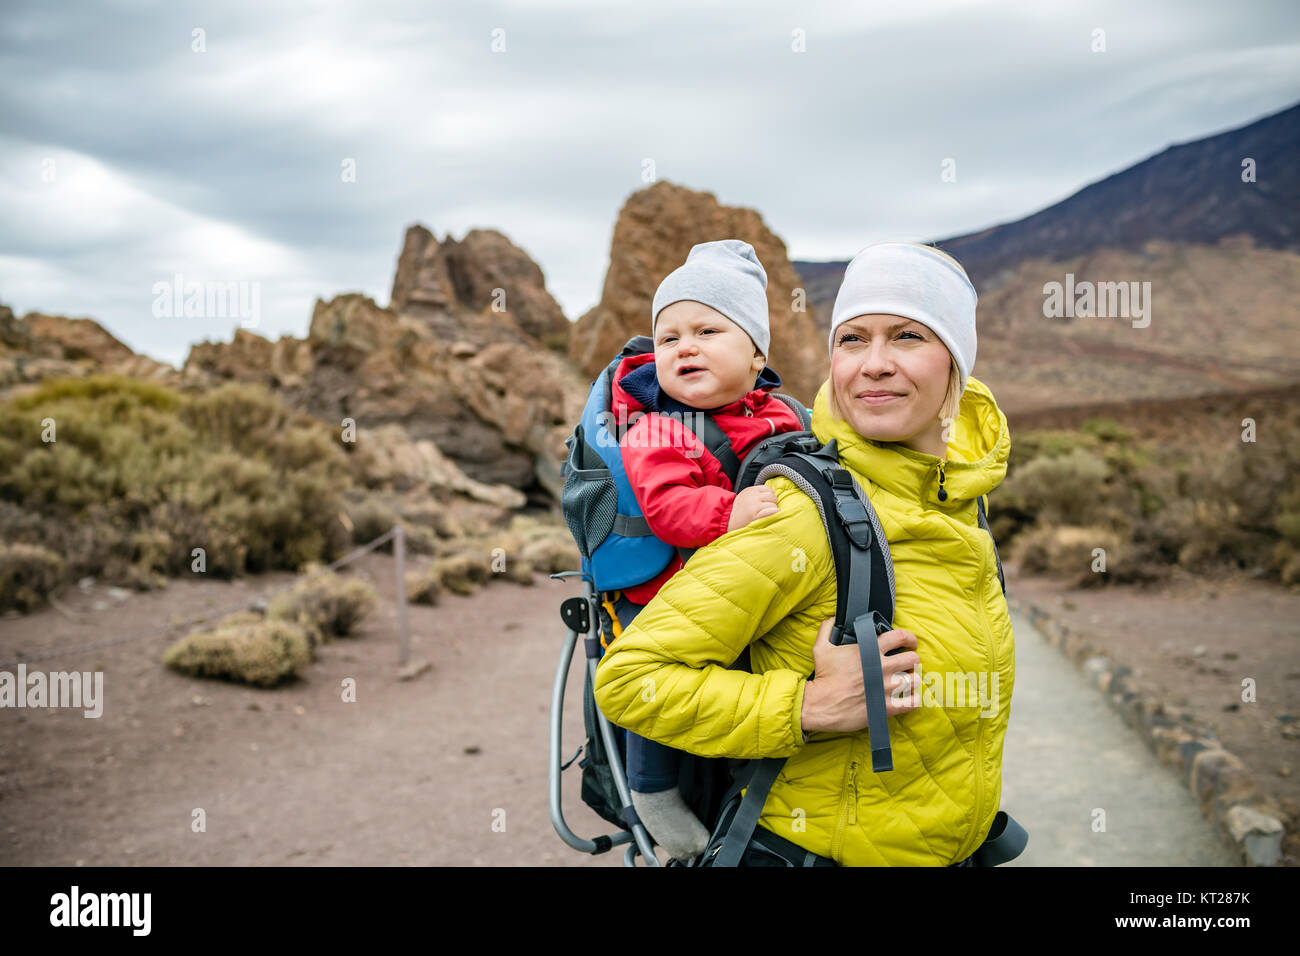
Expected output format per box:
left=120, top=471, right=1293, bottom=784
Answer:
left=593, top=375, right=1015, bottom=866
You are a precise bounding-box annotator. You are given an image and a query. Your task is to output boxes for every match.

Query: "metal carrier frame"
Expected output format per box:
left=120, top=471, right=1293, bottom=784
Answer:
left=548, top=571, right=661, bottom=866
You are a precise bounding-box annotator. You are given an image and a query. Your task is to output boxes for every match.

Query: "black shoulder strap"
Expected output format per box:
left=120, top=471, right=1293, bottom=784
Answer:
left=975, top=496, right=1006, bottom=596
left=774, top=452, right=895, bottom=772
left=711, top=443, right=897, bottom=866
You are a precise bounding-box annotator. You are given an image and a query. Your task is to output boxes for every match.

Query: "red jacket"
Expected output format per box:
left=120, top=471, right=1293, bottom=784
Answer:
left=610, top=352, right=805, bottom=604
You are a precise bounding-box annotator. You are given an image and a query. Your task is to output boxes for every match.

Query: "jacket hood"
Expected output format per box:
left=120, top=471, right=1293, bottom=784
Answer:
left=810, top=375, right=1010, bottom=509
left=612, top=351, right=784, bottom=418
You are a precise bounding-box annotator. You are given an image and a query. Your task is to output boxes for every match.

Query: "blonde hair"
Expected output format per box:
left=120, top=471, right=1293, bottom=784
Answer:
left=827, top=242, right=969, bottom=442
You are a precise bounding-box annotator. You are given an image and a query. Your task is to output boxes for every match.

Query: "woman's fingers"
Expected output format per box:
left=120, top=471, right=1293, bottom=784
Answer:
left=881, top=630, right=921, bottom=714
left=809, top=618, right=925, bottom=729
left=879, top=628, right=918, bottom=652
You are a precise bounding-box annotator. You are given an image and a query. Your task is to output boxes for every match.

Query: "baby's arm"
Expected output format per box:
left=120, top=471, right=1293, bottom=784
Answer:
left=622, top=414, right=737, bottom=549
left=727, top=485, right=779, bottom=532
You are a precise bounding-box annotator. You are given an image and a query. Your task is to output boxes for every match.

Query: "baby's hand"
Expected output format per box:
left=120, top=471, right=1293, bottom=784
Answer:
left=727, top=485, right=779, bottom=532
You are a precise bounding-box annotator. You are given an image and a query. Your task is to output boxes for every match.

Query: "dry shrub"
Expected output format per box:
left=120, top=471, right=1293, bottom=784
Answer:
left=400, top=499, right=463, bottom=539
left=406, top=568, right=443, bottom=605
left=1000, top=447, right=1111, bottom=527
left=163, top=617, right=314, bottom=687
left=431, top=554, right=492, bottom=596
left=0, top=543, right=64, bottom=611
left=520, top=534, right=581, bottom=575
left=1011, top=524, right=1149, bottom=587
left=1003, top=404, right=1300, bottom=584
left=214, top=610, right=264, bottom=628
left=1271, top=542, right=1300, bottom=586
left=500, top=557, right=536, bottom=585
left=345, top=495, right=399, bottom=546
left=267, top=568, right=377, bottom=640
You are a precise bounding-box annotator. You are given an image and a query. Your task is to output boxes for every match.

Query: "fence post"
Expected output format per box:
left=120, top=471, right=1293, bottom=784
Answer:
left=394, top=523, right=410, bottom=667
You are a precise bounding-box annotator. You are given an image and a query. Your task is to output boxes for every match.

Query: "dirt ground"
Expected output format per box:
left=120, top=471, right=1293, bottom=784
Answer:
left=1, top=550, right=1296, bottom=866
left=1008, top=561, right=1300, bottom=846
left=0, top=551, right=629, bottom=867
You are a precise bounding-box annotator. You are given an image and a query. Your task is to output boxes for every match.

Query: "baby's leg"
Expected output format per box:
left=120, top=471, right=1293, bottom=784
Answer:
left=626, top=733, right=679, bottom=793
left=611, top=594, right=709, bottom=860
left=627, top=736, right=709, bottom=860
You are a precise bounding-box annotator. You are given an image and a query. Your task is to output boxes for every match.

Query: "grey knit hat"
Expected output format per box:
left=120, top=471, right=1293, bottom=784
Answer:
left=651, top=239, right=771, bottom=358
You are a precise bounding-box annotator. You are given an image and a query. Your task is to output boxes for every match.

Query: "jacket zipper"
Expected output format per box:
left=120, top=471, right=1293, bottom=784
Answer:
left=956, top=516, right=999, bottom=862
left=846, top=761, right=859, bottom=826
left=829, top=744, right=860, bottom=861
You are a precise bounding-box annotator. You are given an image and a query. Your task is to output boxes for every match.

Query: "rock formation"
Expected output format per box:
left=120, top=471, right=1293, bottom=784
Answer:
left=183, top=227, right=589, bottom=504
left=0, top=306, right=174, bottom=396
left=569, top=181, right=828, bottom=406
left=390, top=225, right=570, bottom=349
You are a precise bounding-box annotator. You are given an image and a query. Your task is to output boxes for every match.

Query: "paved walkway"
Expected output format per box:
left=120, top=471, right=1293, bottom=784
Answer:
left=1001, top=607, right=1239, bottom=866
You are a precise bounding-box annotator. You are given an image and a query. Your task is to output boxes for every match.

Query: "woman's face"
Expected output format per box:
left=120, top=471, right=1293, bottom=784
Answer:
left=830, top=314, right=953, bottom=457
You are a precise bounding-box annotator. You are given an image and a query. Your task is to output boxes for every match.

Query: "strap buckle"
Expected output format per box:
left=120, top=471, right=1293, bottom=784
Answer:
left=828, top=474, right=873, bottom=550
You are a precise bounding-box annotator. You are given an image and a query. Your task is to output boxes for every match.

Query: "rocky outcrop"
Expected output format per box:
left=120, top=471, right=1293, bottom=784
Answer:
left=390, top=225, right=569, bottom=349
left=350, top=423, right=526, bottom=511
left=0, top=306, right=175, bottom=397
left=185, top=328, right=315, bottom=389
left=569, top=181, right=829, bottom=406
left=183, top=279, right=587, bottom=502
left=24, top=313, right=137, bottom=366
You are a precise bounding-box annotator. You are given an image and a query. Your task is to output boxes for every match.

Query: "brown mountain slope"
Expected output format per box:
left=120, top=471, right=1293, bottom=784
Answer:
left=970, top=237, right=1300, bottom=417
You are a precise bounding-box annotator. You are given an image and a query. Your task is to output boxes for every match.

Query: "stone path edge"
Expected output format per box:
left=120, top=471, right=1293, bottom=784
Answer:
left=1008, top=595, right=1288, bottom=866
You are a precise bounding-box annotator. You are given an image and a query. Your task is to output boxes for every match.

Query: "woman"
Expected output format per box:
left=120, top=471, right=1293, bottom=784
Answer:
left=592, top=241, right=1016, bottom=866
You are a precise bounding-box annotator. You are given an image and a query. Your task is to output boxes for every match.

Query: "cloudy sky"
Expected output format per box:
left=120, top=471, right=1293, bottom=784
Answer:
left=2, top=0, right=1298, bottom=367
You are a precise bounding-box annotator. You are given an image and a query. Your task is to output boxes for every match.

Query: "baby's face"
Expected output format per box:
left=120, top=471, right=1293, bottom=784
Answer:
left=653, top=301, right=766, bottom=410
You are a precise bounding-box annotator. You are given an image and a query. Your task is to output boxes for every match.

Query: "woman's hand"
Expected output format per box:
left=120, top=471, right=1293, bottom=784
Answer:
left=726, top=485, right=779, bottom=532
left=800, top=617, right=920, bottom=735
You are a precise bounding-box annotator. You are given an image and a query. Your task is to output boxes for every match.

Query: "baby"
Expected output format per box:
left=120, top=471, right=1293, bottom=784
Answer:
left=603, top=239, right=805, bottom=859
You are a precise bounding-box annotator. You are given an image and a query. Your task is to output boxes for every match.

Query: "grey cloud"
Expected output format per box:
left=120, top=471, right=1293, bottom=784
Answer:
left=0, top=0, right=1297, bottom=366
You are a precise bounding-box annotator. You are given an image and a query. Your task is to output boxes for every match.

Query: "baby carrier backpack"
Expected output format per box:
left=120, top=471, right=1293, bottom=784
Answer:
left=547, top=335, right=1026, bottom=867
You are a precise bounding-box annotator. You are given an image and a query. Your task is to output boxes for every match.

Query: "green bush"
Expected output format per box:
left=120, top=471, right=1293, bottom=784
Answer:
left=1002, top=403, right=1300, bottom=584
left=1078, top=417, right=1134, bottom=445
left=1000, top=447, right=1111, bottom=527
left=0, top=375, right=355, bottom=610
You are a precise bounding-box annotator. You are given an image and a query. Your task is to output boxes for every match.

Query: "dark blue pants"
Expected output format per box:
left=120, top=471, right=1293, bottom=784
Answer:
left=607, top=593, right=682, bottom=794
